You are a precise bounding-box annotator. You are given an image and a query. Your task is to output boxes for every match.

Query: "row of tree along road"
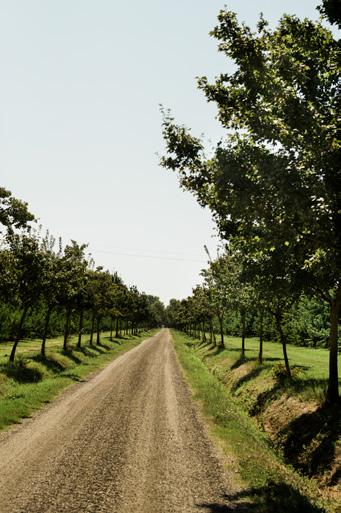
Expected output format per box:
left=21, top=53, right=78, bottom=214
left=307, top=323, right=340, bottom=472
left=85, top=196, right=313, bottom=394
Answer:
left=0, top=186, right=165, bottom=363
left=161, top=1, right=340, bottom=404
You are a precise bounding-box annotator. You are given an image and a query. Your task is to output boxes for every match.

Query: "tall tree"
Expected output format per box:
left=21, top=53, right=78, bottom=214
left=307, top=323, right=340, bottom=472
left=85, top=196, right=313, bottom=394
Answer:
left=7, top=233, right=46, bottom=362
left=58, top=241, right=88, bottom=351
left=161, top=5, right=340, bottom=403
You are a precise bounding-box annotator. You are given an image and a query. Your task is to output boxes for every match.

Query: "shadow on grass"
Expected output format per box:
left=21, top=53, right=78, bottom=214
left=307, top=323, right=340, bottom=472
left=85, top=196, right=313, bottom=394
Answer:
left=32, top=354, right=67, bottom=373
left=231, top=366, right=264, bottom=393
left=61, top=372, right=85, bottom=382
left=278, top=402, right=341, bottom=479
left=103, top=336, right=121, bottom=345
left=231, top=356, right=249, bottom=370
left=197, top=480, right=325, bottom=512
left=89, top=345, right=106, bottom=354
left=195, top=339, right=210, bottom=349
left=62, top=349, right=83, bottom=364
left=184, top=340, right=197, bottom=349
left=202, top=345, right=226, bottom=358
left=288, top=377, right=328, bottom=395
left=96, top=342, right=111, bottom=350
left=249, top=376, right=327, bottom=417
left=249, top=384, right=282, bottom=416
left=74, top=346, right=98, bottom=358
left=0, top=361, right=43, bottom=383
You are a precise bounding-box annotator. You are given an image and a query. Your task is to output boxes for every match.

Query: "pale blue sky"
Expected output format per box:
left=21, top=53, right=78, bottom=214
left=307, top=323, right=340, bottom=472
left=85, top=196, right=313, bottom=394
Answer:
left=0, top=1, right=322, bottom=303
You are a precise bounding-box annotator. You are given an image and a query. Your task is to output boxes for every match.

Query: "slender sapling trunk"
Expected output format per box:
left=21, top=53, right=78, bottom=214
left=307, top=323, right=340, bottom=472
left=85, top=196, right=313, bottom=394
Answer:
left=275, top=310, right=291, bottom=378
left=258, top=309, right=264, bottom=364
left=9, top=305, right=28, bottom=363
left=41, top=306, right=52, bottom=358
left=241, top=309, right=246, bottom=357
left=89, top=310, right=95, bottom=345
left=77, top=307, right=84, bottom=349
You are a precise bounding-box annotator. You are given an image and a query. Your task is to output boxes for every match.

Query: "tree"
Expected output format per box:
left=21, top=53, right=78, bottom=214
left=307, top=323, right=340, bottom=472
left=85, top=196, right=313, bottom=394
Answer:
left=90, top=268, right=114, bottom=345
left=6, top=233, right=47, bottom=362
left=39, top=235, right=63, bottom=357
left=201, top=256, right=231, bottom=349
left=161, top=5, right=340, bottom=403
left=318, top=0, right=341, bottom=27
left=58, top=241, right=88, bottom=351
left=191, top=285, right=213, bottom=343
left=0, top=187, right=34, bottom=233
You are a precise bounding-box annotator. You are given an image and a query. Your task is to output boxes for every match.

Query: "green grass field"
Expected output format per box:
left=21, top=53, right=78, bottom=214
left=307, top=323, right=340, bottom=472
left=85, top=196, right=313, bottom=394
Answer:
left=0, top=330, right=155, bottom=431
left=190, top=334, right=340, bottom=403
left=171, top=330, right=338, bottom=513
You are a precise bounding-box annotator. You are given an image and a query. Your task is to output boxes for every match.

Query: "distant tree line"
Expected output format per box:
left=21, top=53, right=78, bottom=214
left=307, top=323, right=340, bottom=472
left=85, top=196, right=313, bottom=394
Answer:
left=166, top=246, right=330, bottom=362
left=0, top=187, right=165, bottom=362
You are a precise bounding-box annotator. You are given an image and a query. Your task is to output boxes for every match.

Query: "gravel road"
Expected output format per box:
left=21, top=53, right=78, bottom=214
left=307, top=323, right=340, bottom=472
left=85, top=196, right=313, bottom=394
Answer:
left=0, top=329, right=235, bottom=513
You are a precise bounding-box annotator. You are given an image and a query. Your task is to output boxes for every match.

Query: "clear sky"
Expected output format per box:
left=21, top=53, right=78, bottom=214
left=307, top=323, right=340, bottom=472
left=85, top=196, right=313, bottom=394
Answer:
left=0, top=1, right=322, bottom=304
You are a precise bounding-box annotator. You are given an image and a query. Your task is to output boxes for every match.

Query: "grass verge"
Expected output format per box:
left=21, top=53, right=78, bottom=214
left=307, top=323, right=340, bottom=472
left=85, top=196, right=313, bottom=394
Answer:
left=0, top=330, right=156, bottom=431
left=171, top=330, right=339, bottom=513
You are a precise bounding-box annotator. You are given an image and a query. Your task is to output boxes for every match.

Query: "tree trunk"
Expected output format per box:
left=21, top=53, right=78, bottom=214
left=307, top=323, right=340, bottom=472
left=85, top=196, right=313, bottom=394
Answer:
left=209, top=320, right=214, bottom=346
left=63, top=306, right=72, bottom=351
left=115, top=318, right=119, bottom=338
left=218, top=315, right=224, bottom=349
left=89, top=310, right=95, bottom=346
left=326, top=295, right=340, bottom=404
left=109, top=316, right=113, bottom=341
left=241, top=309, right=246, bottom=357
left=96, top=317, right=101, bottom=345
left=258, top=309, right=264, bottom=364
left=9, top=306, right=28, bottom=363
left=202, top=321, right=206, bottom=343
left=41, top=306, right=52, bottom=358
left=77, top=307, right=84, bottom=349
left=275, top=310, right=291, bottom=378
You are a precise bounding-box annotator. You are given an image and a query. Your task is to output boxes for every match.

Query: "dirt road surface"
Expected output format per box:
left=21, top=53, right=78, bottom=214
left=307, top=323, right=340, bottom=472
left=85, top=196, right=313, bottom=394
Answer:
left=0, top=329, right=235, bottom=513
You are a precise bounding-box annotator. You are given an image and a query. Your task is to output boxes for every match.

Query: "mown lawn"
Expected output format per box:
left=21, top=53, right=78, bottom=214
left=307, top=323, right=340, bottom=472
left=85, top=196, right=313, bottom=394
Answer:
left=191, top=335, right=340, bottom=402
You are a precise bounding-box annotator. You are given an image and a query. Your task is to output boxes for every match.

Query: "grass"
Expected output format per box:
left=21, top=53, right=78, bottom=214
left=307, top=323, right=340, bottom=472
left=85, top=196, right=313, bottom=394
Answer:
left=0, top=330, right=156, bottom=431
left=171, top=330, right=340, bottom=513
left=194, top=334, right=340, bottom=403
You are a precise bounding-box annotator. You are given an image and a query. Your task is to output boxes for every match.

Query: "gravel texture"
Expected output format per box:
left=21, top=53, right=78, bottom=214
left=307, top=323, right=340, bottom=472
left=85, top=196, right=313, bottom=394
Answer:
left=0, top=329, right=235, bottom=512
